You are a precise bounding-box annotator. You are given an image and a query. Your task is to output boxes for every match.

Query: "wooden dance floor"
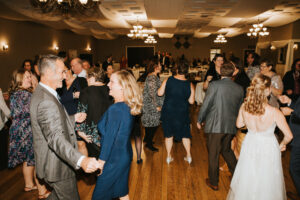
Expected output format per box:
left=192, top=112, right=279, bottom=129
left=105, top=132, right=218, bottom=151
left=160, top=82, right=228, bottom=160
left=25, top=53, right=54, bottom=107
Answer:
left=0, top=105, right=297, bottom=200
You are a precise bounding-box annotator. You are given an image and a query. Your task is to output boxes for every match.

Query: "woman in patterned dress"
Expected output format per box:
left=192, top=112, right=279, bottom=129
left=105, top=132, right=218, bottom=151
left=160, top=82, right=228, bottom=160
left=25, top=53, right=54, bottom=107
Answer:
left=8, top=69, right=49, bottom=198
left=141, top=62, right=164, bottom=152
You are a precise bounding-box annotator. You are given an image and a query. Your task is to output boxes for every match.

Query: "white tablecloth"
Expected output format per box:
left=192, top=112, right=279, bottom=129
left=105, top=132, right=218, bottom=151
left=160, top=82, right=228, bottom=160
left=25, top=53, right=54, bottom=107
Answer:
left=160, top=73, right=171, bottom=82
left=195, top=82, right=205, bottom=105
left=132, top=68, right=145, bottom=80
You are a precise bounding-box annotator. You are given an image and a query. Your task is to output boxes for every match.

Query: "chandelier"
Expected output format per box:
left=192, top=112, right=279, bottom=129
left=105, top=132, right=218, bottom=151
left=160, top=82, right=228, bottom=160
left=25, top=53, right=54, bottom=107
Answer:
left=247, top=23, right=269, bottom=37
left=127, top=24, right=149, bottom=39
left=214, top=34, right=227, bottom=43
left=30, top=0, right=101, bottom=15
left=144, top=35, right=157, bottom=44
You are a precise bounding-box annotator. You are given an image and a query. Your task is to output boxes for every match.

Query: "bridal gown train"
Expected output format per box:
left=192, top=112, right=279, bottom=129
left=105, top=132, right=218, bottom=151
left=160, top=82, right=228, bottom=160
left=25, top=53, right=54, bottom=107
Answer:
left=227, top=123, right=286, bottom=200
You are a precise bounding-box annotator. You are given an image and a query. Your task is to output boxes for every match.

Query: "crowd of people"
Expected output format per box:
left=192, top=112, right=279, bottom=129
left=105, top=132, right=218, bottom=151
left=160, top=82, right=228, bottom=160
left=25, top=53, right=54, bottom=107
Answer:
left=0, top=51, right=299, bottom=200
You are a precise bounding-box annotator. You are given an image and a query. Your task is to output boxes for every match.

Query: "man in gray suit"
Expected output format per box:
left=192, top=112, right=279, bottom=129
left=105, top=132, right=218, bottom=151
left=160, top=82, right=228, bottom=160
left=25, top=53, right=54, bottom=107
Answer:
left=197, top=62, right=244, bottom=191
left=30, top=55, right=100, bottom=199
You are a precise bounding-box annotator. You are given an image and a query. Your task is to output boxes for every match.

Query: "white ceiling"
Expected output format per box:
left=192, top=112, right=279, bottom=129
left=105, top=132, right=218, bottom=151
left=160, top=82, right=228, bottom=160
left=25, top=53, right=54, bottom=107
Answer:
left=0, top=0, right=299, bottom=40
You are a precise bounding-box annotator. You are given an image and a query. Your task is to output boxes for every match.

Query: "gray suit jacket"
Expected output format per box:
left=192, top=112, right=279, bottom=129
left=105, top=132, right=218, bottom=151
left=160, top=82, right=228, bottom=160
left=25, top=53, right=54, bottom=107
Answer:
left=30, top=85, right=82, bottom=182
left=198, top=78, right=244, bottom=134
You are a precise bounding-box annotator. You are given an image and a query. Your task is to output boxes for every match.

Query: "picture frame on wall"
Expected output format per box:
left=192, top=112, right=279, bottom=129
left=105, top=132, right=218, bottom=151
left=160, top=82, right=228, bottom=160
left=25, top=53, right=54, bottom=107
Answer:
left=68, top=49, right=77, bottom=60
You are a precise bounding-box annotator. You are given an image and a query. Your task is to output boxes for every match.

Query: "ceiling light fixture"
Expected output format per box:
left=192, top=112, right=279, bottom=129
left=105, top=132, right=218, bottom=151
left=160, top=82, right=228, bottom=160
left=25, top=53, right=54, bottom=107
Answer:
left=127, top=25, right=151, bottom=39
left=214, top=34, right=227, bottom=43
left=247, top=23, right=269, bottom=37
left=30, top=0, right=101, bottom=15
left=144, top=35, right=157, bottom=44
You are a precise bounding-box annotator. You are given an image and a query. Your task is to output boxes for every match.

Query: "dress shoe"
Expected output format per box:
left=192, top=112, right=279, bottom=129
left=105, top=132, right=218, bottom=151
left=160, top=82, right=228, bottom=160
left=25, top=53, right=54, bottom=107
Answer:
left=145, top=144, right=159, bottom=152
left=184, top=156, right=192, bottom=164
left=205, top=178, right=218, bottom=191
left=287, top=191, right=300, bottom=200
left=166, top=157, right=174, bottom=164
left=137, top=158, right=143, bottom=164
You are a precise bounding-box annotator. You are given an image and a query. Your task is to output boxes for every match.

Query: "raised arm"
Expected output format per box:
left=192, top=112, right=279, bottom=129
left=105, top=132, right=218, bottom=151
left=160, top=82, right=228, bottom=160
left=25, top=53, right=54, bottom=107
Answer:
left=157, top=78, right=168, bottom=96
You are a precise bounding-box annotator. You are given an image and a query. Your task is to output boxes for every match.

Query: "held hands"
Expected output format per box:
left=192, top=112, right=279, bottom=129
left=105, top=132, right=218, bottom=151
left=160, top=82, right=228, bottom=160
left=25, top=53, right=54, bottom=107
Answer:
left=278, top=95, right=292, bottom=105
left=81, top=157, right=100, bottom=173
left=156, top=107, right=162, bottom=112
left=75, top=113, right=87, bottom=123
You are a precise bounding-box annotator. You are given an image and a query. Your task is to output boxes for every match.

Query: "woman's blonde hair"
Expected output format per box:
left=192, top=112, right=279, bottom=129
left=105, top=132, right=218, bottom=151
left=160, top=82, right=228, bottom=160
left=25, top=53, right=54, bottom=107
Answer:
left=244, top=74, right=271, bottom=115
left=8, top=69, right=32, bottom=94
left=114, top=70, right=143, bottom=115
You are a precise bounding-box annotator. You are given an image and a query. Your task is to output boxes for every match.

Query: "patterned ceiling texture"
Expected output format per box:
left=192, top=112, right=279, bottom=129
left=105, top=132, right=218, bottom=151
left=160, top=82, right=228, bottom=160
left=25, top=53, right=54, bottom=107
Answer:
left=0, top=0, right=299, bottom=40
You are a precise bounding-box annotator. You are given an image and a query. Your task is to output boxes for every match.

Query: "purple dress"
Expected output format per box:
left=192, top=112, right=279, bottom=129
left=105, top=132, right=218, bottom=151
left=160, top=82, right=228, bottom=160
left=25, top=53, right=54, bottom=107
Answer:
left=8, top=90, right=35, bottom=168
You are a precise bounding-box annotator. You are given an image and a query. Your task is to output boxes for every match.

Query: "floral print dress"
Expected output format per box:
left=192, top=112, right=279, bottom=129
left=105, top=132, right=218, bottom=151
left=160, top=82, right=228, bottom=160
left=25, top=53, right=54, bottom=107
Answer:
left=8, top=90, right=35, bottom=168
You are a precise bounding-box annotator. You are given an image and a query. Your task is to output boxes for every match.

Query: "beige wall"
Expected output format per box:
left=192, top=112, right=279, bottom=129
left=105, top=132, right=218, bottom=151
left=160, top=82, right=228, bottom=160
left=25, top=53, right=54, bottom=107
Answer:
left=96, top=35, right=257, bottom=65
left=0, top=17, right=258, bottom=90
left=0, top=18, right=96, bottom=90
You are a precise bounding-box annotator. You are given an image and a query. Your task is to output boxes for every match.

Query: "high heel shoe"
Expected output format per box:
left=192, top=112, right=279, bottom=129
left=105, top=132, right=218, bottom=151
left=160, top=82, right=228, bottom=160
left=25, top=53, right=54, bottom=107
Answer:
left=166, top=157, right=173, bottom=164
left=137, top=158, right=143, bottom=164
left=184, top=156, right=192, bottom=164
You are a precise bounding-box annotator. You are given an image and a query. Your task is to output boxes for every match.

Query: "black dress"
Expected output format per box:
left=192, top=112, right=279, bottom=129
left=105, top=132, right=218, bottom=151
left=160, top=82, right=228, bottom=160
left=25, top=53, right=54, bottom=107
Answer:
left=161, top=76, right=191, bottom=140
left=75, top=85, right=113, bottom=157
left=57, top=77, right=87, bottom=115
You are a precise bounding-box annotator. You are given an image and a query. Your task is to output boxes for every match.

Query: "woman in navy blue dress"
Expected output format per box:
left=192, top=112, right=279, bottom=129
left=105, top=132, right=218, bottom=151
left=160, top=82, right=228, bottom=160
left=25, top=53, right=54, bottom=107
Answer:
left=158, top=62, right=195, bottom=164
left=92, top=70, right=143, bottom=200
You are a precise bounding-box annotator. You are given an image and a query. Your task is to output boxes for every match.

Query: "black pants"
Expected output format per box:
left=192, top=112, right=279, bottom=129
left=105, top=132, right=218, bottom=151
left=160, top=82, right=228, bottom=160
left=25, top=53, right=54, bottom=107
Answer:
left=290, top=145, right=300, bottom=195
left=206, top=133, right=237, bottom=186
left=0, top=127, right=8, bottom=170
left=144, top=126, right=158, bottom=145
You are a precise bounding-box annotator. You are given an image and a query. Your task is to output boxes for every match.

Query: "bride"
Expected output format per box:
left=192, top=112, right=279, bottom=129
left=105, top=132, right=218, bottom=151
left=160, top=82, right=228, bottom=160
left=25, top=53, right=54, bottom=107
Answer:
left=227, top=74, right=293, bottom=200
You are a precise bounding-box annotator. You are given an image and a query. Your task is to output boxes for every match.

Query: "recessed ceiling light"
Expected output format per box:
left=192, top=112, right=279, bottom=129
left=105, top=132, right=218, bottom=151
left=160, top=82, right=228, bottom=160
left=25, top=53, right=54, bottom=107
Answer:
left=124, top=1, right=137, bottom=5
left=193, top=0, right=206, bottom=3
left=130, top=7, right=141, bottom=10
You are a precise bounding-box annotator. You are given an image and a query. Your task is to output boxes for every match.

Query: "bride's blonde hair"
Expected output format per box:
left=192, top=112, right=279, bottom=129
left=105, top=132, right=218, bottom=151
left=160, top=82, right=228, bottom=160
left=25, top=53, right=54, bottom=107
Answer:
left=114, top=70, right=143, bottom=115
left=244, top=74, right=271, bottom=115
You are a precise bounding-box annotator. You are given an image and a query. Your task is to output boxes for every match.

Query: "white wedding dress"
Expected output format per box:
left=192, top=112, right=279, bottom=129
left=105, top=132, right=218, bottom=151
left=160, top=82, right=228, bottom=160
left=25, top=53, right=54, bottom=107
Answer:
left=227, top=123, right=286, bottom=200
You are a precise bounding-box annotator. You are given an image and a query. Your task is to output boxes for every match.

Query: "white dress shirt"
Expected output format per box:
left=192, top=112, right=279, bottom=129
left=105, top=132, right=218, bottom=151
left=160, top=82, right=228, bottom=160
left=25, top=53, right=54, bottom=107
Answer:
left=77, top=69, right=87, bottom=78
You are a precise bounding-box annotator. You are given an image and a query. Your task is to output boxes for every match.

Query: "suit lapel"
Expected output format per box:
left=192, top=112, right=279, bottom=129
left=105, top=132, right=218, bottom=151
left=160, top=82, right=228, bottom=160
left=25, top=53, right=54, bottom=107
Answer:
left=38, top=85, right=74, bottom=132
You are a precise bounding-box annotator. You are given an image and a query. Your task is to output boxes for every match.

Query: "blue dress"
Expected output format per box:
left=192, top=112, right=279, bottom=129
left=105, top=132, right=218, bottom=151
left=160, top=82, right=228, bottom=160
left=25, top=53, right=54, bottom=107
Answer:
left=161, top=76, right=191, bottom=140
left=92, top=102, right=133, bottom=200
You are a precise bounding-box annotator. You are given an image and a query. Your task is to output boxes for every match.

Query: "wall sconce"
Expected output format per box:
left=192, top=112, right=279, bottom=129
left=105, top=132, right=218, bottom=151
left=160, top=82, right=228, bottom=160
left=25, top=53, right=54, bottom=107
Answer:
left=270, top=45, right=276, bottom=50
left=2, top=43, right=8, bottom=51
left=293, top=44, right=298, bottom=50
left=53, top=45, right=59, bottom=51
left=86, top=47, right=92, bottom=51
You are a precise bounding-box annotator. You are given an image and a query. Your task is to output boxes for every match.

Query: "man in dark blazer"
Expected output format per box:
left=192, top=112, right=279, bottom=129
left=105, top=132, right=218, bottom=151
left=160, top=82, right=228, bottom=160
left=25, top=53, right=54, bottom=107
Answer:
left=197, top=62, right=244, bottom=190
left=102, top=55, right=112, bottom=71
left=30, top=55, right=100, bottom=200
left=279, top=95, right=300, bottom=199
